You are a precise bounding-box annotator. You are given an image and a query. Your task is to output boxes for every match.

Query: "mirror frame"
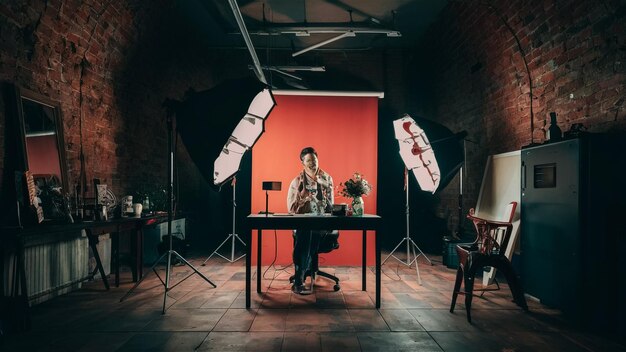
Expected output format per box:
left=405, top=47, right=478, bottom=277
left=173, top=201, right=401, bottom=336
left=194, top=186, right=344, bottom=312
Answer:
left=13, top=85, right=69, bottom=196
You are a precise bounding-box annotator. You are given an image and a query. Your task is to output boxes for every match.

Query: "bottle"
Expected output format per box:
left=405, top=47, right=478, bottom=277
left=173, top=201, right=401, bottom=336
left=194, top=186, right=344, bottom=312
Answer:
left=142, top=196, right=150, bottom=214
left=547, top=112, right=562, bottom=142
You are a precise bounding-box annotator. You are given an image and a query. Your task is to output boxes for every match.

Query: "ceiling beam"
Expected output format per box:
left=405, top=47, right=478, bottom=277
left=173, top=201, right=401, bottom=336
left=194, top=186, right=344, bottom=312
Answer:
left=227, top=0, right=267, bottom=84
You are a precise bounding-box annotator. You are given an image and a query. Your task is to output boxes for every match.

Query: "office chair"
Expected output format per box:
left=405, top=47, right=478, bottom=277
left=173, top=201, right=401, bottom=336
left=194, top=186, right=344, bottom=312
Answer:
left=289, top=230, right=341, bottom=292
left=450, top=206, right=528, bottom=323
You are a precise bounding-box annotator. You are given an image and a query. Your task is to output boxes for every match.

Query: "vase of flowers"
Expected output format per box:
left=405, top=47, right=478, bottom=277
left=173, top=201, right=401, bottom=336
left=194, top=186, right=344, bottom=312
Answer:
left=351, top=196, right=364, bottom=216
left=339, top=173, right=372, bottom=216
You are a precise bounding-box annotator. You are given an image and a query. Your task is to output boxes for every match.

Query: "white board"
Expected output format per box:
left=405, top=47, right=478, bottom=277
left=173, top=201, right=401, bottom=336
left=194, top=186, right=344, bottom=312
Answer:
left=474, top=150, right=521, bottom=286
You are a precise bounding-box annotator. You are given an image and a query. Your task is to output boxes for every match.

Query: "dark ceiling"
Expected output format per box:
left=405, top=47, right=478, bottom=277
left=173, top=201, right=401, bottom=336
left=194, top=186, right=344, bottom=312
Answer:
left=174, top=0, right=448, bottom=89
left=181, top=0, right=447, bottom=51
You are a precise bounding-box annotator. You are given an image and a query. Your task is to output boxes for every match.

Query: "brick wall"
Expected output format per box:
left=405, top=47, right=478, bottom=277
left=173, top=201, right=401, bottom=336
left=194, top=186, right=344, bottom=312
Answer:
left=3, top=0, right=621, bottom=250
left=0, top=0, right=408, bottom=248
left=410, top=0, right=625, bottom=233
left=0, top=0, right=250, bottom=228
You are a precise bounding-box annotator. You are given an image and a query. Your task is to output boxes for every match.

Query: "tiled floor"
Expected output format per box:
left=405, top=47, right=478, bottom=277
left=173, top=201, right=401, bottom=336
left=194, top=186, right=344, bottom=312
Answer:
left=3, top=253, right=625, bottom=351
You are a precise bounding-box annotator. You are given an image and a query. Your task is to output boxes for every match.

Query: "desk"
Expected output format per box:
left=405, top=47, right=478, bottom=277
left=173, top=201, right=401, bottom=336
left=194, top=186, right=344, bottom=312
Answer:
left=245, top=214, right=382, bottom=308
left=2, top=214, right=166, bottom=294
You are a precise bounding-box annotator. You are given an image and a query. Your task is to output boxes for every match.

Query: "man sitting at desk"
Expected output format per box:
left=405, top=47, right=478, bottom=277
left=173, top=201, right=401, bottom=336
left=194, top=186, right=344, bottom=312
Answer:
left=287, top=147, right=334, bottom=294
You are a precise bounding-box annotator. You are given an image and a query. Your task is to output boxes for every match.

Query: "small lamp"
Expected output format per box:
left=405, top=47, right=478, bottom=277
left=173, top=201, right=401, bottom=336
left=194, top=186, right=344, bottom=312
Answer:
left=262, top=181, right=282, bottom=216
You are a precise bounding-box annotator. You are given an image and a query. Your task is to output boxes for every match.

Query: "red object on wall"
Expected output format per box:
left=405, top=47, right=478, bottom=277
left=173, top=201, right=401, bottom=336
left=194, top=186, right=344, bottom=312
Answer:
left=251, top=94, right=378, bottom=265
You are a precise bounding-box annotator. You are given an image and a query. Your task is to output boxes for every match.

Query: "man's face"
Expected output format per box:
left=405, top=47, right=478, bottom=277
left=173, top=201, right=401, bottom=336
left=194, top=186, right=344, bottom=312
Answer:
left=302, top=153, right=319, bottom=175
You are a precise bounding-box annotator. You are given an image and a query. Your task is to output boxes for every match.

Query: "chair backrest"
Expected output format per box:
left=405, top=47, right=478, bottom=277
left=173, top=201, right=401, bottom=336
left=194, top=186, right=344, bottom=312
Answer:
left=318, top=230, right=339, bottom=253
left=467, top=208, right=514, bottom=256
left=501, top=201, right=517, bottom=223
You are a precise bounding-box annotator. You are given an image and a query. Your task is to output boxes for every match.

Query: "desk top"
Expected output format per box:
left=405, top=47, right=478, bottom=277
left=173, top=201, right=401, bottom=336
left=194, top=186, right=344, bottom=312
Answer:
left=1, top=214, right=169, bottom=247
left=246, top=213, right=381, bottom=230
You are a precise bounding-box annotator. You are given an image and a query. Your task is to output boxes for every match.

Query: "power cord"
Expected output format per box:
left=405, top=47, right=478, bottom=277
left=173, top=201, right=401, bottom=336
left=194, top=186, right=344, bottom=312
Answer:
left=262, top=230, right=294, bottom=280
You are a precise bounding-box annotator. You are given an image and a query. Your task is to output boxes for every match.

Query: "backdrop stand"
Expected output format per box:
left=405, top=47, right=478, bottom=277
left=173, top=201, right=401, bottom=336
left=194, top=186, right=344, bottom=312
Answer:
left=382, top=168, right=432, bottom=284
left=202, top=177, right=246, bottom=265
left=120, top=108, right=216, bottom=314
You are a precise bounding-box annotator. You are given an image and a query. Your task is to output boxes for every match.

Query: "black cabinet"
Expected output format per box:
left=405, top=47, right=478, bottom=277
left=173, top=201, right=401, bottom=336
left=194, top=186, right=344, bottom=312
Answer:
left=520, top=135, right=626, bottom=334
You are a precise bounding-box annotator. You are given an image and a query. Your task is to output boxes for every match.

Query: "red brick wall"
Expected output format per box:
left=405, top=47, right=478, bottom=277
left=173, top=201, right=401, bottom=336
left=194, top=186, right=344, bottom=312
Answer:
left=410, top=0, right=626, bottom=233
left=3, top=0, right=622, bottom=249
left=0, top=1, right=251, bottom=223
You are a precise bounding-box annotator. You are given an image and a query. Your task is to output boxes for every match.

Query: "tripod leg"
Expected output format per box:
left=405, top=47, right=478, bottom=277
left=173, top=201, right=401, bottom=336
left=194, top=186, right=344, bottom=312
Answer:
left=171, top=251, right=217, bottom=287
left=409, top=238, right=433, bottom=265
left=382, top=237, right=409, bottom=265
left=202, top=234, right=234, bottom=265
left=162, top=250, right=173, bottom=314
left=411, top=242, right=422, bottom=285
left=120, top=250, right=171, bottom=302
left=235, top=233, right=247, bottom=245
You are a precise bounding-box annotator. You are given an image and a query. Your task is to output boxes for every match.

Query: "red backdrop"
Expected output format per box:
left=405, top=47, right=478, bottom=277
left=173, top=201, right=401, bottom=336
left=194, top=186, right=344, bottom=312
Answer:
left=251, top=94, right=378, bottom=265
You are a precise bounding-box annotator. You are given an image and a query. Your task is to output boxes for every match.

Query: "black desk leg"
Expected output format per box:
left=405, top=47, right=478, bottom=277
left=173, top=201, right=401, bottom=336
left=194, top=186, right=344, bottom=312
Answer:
left=129, top=227, right=140, bottom=282
left=362, top=230, right=367, bottom=291
left=112, top=231, right=120, bottom=287
left=257, top=229, right=262, bottom=294
left=376, top=229, right=381, bottom=309
left=137, top=227, right=144, bottom=280
left=246, top=228, right=251, bottom=308
left=86, top=230, right=110, bottom=290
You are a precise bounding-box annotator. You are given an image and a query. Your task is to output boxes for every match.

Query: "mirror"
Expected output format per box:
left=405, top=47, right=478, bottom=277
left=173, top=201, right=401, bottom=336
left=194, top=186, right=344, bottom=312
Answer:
left=14, top=86, right=69, bottom=221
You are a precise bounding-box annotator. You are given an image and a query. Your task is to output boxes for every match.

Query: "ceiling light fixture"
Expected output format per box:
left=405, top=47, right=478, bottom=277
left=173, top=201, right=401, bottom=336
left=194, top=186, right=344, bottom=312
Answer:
left=243, top=25, right=401, bottom=37
left=292, top=31, right=356, bottom=57
left=260, top=65, right=326, bottom=72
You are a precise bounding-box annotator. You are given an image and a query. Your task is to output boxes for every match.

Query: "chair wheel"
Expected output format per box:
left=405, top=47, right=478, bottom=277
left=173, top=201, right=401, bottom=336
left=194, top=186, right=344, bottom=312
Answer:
left=333, top=284, right=340, bottom=292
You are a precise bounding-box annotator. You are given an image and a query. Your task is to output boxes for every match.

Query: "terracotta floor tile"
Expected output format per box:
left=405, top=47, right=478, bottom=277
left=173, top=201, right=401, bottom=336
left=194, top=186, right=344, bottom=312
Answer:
left=319, top=332, right=362, bottom=352
left=250, top=308, right=289, bottom=331
left=197, top=331, right=283, bottom=351
left=285, top=308, right=354, bottom=332
left=357, top=331, right=442, bottom=351
left=348, top=308, right=390, bottom=331
left=379, top=309, right=426, bottom=331
left=282, top=332, right=322, bottom=352
left=213, top=308, right=257, bottom=332
left=3, top=252, right=624, bottom=351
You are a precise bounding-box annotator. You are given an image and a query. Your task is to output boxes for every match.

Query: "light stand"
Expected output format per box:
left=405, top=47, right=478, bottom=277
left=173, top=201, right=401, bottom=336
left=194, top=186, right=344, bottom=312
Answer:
left=202, top=177, right=246, bottom=264
left=454, top=139, right=475, bottom=239
left=120, top=109, right=216, bottom=313
left=382, top=168, right=432, bottom=284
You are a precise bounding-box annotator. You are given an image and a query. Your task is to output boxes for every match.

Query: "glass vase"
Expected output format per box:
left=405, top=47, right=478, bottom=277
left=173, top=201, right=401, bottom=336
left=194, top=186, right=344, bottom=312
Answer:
left=351, top=197, right=364, bottom=216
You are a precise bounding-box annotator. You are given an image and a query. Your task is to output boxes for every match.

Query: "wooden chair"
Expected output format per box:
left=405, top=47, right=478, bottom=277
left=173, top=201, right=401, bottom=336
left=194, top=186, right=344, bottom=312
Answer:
left=450, top=207, right=528, bottom=323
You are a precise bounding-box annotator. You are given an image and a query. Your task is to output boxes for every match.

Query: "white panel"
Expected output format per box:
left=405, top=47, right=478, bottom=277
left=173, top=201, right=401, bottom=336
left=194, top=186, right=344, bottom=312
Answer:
left=474, top=150, right=521, bottom=286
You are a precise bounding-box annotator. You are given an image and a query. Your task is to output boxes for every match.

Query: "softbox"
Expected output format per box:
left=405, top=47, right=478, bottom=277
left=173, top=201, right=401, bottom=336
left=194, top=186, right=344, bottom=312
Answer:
left=393, top=114, right=464, bottom=193
left=176, top=77, right=275, bottom=189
